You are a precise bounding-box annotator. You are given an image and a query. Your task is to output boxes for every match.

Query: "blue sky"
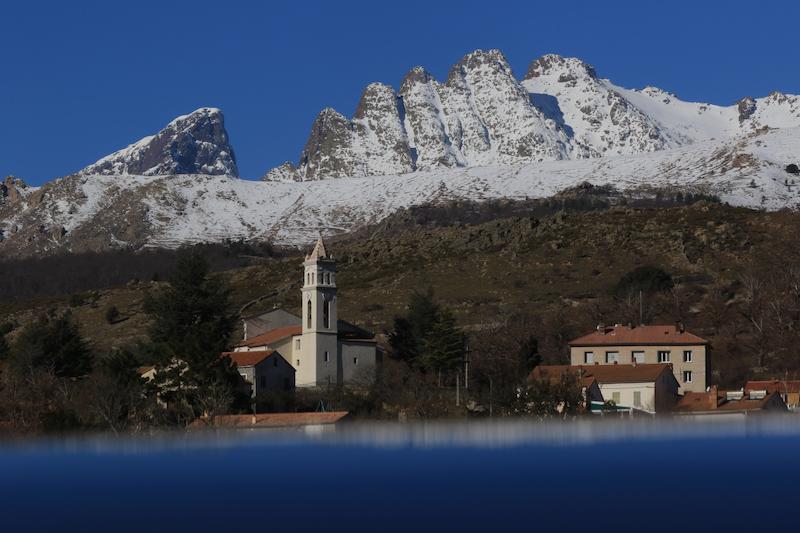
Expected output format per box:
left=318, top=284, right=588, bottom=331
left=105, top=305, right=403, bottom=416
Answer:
left=3, top=0, right=799, bottom=185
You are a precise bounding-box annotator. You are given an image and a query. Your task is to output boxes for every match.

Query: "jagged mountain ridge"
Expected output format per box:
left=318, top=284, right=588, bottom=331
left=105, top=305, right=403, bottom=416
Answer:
left=78, top=107, right=238, bottom=177
left=3, top=126, right=800, bottom=258
left=3, top=48, right=800, bottom=258
left=265, top=50, right=800, bottom=181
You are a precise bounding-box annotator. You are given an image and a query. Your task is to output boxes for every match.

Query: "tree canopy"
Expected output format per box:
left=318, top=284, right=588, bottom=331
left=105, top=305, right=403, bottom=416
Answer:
left=10, top=312, right=93, bottom=377
left=389, top=289, right=464, bottom=374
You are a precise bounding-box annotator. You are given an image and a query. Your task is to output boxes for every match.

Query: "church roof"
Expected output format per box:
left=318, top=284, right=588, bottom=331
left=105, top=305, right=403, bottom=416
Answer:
left=238, top=325, right=302, bottom=348
left=306, top=236, right=329, bottom=261
left=223, top=350, right=288, bottom=368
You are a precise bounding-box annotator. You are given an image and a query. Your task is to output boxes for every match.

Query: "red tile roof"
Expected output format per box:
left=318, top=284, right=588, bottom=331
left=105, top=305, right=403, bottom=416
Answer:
left=238, top=325, right=302, bottom=348
left=745, top=380, right=800, bottom=394
left=569, top=324, right=708, bottom=347
left=674, top=387, right=787, bottom=413
left=223, top=350, right=276, bottom=367
left=530, top=363, right=674, bottom=384
left=189, top=411, right=349, bottom=429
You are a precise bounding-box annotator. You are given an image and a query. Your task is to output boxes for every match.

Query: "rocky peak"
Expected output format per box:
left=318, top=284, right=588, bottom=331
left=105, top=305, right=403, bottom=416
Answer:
left=298, top=107, right=356, bottom=181
left=78, top=107, right=238, bottom=177
left=400, top=66, right=435, bottom=90
left=262, top=162, right=301, bottom=182
left=1, top=176, right=28, bottom=204
left=737, top=97, right=757, bottom=123
left=525, top=54, right=598, bottom=83
left=447, top=48, right=512, bottom=84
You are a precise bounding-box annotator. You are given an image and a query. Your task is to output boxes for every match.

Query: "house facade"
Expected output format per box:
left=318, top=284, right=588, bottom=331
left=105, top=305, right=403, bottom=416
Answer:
left=531, top=363, right=679, bottom=414
left=569, top=324, right=710, bottom=393
left=234, top=237, right=380, bottom=387
left=224, top=350, right=296, bottom=396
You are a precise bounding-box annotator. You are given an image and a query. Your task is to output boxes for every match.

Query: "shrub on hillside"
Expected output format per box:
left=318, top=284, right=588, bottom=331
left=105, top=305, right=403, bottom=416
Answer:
left=615, top=266, right=674, bottom=296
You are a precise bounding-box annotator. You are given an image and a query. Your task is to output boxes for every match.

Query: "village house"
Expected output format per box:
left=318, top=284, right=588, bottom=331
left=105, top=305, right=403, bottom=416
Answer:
left=222, top=350, right=295, bottom=396
left=531, top=363, right=680, bottom=414
left=674, top=386, right=787, bottom=418
left=527, top=366, right=604, bottom=411
left=232, top=237, right=380, bottom=388
left=745, top=379, right=800, bottom=410
left=569, top=324, right=710, bottom=393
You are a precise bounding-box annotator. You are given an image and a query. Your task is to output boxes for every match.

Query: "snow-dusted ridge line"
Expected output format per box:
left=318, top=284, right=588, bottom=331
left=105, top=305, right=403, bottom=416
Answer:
left=3, top=126, right=794, bottom=258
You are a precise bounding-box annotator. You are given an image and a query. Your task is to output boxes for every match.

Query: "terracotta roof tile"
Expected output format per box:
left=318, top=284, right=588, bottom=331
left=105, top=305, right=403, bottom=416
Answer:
left=189, top=411, right=348, bottom=429
left=569, top=324, right=708, bottom=347
left=239, top=325, right=302, bottom=348
left=530, top=363, right=674, bottom=384
left=223, top=350, right=276, bottom=367
left=745, top=380, right=800, bottom=394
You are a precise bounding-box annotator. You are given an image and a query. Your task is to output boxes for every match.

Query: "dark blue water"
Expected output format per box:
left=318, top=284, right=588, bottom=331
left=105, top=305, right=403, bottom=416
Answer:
left=1, top=421, right=798, bottom=532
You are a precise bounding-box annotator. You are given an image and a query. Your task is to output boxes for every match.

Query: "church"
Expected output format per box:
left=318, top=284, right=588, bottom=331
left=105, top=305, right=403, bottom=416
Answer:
left=232, top=237, right=380, bottom=388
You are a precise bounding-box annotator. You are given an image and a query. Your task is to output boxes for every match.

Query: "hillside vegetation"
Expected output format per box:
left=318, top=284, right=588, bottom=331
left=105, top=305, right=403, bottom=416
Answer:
left=3, top=198, right=800, bottom=389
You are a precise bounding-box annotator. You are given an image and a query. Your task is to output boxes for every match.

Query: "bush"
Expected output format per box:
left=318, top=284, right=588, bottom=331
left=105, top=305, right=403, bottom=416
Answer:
left=616, top=266, right=674, bottom=296
left=0, top=322, right=14, bottom=336
left=786, top=163, right=799, bottom=175
left=105, top=306, right=120, bottom=324
left=68, top=293, right=85, bottom=307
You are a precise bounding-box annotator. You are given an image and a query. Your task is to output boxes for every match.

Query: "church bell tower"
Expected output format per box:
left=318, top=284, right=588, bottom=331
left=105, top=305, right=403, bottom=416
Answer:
left=298, top=237, right=339, bottom=386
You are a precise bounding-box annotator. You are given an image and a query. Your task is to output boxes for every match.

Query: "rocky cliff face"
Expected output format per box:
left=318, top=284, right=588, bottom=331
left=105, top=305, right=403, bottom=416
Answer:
left=264, top=49, right=570, bottom=181
left=78, top=107, right=238, bottom=177
left=265, top=50, right=800, bottom=182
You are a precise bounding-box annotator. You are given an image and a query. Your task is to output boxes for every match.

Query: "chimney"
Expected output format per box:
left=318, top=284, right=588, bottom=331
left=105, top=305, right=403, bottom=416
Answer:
left=675, top=320, right=685, bottom=333
left=597, top=323, right=604, bottom=332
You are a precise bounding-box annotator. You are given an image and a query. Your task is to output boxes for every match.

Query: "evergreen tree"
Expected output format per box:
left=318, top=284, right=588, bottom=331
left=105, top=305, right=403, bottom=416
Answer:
left=389, top=289, right=465, bottom=375
left=143, top=250, right=245, bottom=421
left=10, top=312, right=92, bottom=377
left=389, top=288, right=440, bottom=364
left=420, top=308, right=464, bottom=373
left=144, top=251, right=237, bottom=368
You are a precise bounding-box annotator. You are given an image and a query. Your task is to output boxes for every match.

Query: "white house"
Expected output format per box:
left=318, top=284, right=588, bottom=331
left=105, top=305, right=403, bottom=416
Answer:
left=223, top=350, right=296, bottom=396
left=234, top=237, right=380, bottom=387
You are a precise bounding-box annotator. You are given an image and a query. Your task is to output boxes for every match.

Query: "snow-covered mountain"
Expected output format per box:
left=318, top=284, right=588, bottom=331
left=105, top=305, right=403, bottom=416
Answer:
left=3, top=126, right=800, bottom=258
left=265, top=50, right=800, bottom=181
left=78, top=107, right=238, bottom=177
left=3, top=48, right=800, bottom=258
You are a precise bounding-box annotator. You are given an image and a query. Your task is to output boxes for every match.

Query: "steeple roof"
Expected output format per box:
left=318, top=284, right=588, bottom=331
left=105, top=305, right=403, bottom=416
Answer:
left=306, top=236, right=329, bottom=260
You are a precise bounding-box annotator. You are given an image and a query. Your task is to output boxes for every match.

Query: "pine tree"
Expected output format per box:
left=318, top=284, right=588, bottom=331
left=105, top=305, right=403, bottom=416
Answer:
left=420, top=309, right=464, bottom=374
left=10, top=312, right=93, bottom=377
left=143, top=250, right=244, bottom=421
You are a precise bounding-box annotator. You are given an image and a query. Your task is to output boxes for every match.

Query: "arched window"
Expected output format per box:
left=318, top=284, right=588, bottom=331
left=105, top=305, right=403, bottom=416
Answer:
left=323, top=299, right=330, bottom=329
left=307, top=299, right=312, bottom=329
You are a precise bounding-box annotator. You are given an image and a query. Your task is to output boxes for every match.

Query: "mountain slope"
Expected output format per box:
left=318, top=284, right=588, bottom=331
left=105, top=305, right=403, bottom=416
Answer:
left=78, top=107, right=238, bottom=177
left=3, top=127, right=799, bottom=258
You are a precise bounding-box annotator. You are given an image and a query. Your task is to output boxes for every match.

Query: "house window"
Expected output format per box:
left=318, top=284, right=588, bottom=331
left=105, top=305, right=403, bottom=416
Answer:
left=260, top=376, right=266, bottom=388
left=612, top=392, right=621, bottom=404
left=239, top=372, right=249, bottom=383
left=657, top=350, right=671, bottom=363
left=295, top=339, right=301, bottom=350
left=307, top=300, right=312, bottom=329
left=325, top=272, right=330, bottom=284
left=632, top=351, right=645, bottom=364
left=683, top=350, right=692, bottom=363
left=605, top=351, right=619, bottom=364
left=353, top=356, right=358, bottom=365
left=323, top=299, right=330, bottom=329
left=633, top=391, right=641, bottom=407
left=273, top=357, right=278, bottom=367
left=683, top=371, right=693, bottom=383
left=584, top=351, right=594, bottom=364
left=296, top=359, right=300, bottom=366
left=324, top=351, right=329, bottom=363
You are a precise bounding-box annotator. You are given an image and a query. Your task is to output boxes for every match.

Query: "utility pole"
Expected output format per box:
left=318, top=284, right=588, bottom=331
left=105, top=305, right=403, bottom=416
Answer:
left=639, top=290, right=643, bottom=325
left=489, top=376, right=493, bottom=417
left=464, top=340, right=470, bottom=391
